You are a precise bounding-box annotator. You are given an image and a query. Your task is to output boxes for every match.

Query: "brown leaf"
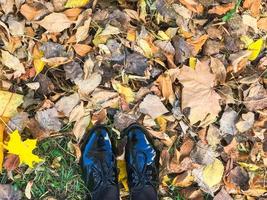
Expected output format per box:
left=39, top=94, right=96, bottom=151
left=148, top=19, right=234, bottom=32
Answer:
left=36, top=13, right=73, bottom=33
left=243, top=0, right=261, bottom=17
left=226, top=166, right=249, bottom=191
left=73, top=44, right=92, bottom=57
left=20, top=4, right=42, bottom=21
left=178, top=0, right=204, bottom=13
left=64, top=8, right=82, bottom=21
left=139, top=94, right=169, bottom=119
left=214, top=187, right=233, bottom=200
left=187, top=35, right=209, bottom=55
left=208, top=3, right=234, bottom=15
left=26, top=118, right=51, bottom=140
left=210, top=57, right=226, bottom=84
left=178, top=61, right=221, bottom=126
left=3, top=154, right=19, bottom=171
left=243, top=83, right=267, bottom=111
left=156, top=73, right=175, bottom=103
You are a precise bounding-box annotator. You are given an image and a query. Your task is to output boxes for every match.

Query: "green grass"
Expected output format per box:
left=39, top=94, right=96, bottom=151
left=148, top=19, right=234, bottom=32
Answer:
left=0, top=136, right=88, bottom=199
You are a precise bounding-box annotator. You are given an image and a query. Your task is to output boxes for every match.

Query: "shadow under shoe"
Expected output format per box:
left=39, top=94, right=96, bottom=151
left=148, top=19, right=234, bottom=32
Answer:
left=80, top=125, right=119, bottom=200
left=123, top=123, right=159, bottom=199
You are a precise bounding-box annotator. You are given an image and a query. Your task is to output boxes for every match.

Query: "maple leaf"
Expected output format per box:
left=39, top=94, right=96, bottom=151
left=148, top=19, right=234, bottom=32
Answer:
left=3, top=130, right=43, bottom=168
left=178, top=61, right=221, bottom=126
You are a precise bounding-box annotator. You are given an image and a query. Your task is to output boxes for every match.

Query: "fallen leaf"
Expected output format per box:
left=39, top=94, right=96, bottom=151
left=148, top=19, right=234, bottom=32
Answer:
left=219, top=108, right=238, bottom=135
left=0, top=184, right=22, bottom=200
left=19, top=4, right=36, bottom=20
left=73, top=44, right=92, bottom=56
left=1, top=50, right=25, bottom=77
left=4, top=130, right=43, bottom=168
left=177, top=61, right=221, bottom=126
left=247, top=38, right=264, bottom=61
left=203, top=158, right=224, bottom=187
left=36, top=13, right=73, bottom=33
left=117, top=159, right=129, bottom=191
left=257, top=17, right=267, bottom=31
left=208, top=3, right=235, bottom=15
left=172, top=171, right=194, bottom=187
left=187, top=35, right=209, bottom=55
left=73, top=114, right=90, bottom=141
left=35, top=108, right=62, bottom=132
left=75, top=12, right=92, bottom=43
left=55, top=93, right=80, bottom=117
left=63, top=61, right=83, bottom=82
left=156, top=73, right=175, bottom=103
left=236, top=112, right=254, bottom=133
left=0, top=90, right=24, bottom=118
left=64, top=8, right=83, bottom=21
left=99, top=24, right=121, bottom=36
left=179, top=0, right=204, bottom=13
left=76, top=73, right=102, bottom=96
left=210, top=57, right=226, bottom=84
left=25, top=180, right=33, bottom=199
left=243, top=0, right=261, bottom=17
left=112, top=80, right=135, bottom=104
left=242, top=14, right=258, bottom=33
left=3, top=154, right=20, bottom=171
left=139, top=94, right=169, bottom=119
left=33, top=44, right=46, bottom=75
left=214, top=188, right=233, bottom=200
left=191, top=142, right=218, bottom=165
left=0, top=122, right=5, bottom=172
left=243, top=83, right=267, bottom=111
left=65, top=0, right=90, bottom=8
left=226, top=166, right=249, bottom=190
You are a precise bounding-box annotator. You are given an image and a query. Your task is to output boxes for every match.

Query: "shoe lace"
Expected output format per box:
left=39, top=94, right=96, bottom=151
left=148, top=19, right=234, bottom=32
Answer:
left=129, top=151, right=157, bottom=192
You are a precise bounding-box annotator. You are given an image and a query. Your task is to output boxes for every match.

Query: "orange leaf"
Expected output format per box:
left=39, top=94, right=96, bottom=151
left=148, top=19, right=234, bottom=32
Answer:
left=73, top=44, right=92, bottom=57
left=187, top=35, right=209, bottom=56
left=64, top=8, right=82, bottom=21
left=243, top=0, right=261, bottom=17
left=257, top=18, right=267, bottom=31
left=179, top=0, right=203, bottom=13
left=208, top=3, right=235, bottom=15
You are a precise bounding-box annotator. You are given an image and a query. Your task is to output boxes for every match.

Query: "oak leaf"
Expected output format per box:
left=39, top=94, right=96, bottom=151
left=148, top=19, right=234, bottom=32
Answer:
left=177, top=61, right=221, bottom=126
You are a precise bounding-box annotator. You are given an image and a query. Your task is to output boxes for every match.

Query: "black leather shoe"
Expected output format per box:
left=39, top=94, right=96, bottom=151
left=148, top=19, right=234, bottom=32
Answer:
left=124, top=123, right=159, bottom=195
left=80, top=125, right=119, bottom=200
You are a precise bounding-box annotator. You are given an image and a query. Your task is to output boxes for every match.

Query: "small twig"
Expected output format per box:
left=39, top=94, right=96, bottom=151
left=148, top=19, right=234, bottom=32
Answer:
left=0, top=116, right=13, bottom=132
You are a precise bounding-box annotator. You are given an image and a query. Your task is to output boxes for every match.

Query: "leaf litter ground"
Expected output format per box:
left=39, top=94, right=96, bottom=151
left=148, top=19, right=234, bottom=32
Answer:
left=0, top=0, right=267, bottom=199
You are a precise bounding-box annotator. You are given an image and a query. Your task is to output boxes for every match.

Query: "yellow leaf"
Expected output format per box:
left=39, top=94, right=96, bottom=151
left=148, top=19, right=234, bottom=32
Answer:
left=0, top=90, right=23, bottom=118
left=247, top=38, right=264, bottom=61
left=126, top=29, right=136, bottom=42
left=3, top=130, right=43, bottom=168
left=203, top=159, right=224, bottom=187
left=189, top=57, right=197, bottom=69
left=238, top=162, right=260, bottom=171
left=0, top=122, right=4, bottom=172
left=157, top=30, right=170, bottom=41
left=138, top=0, right=147, bottom=22
left=112, top=80, right=135, bottom=103
left=33, top=45, right=45, bottom=75
left=117, top=159, right=129, bottom=191
left=65, top=0, right=90, bottom=8
left=138, top=39, right=153, bottom=58
left=156, top=116, right=167, bottom=131
left=34, top=58, right=45, bottom=75
left=240, top=35, right=254, bottom=47
left=162, top=175, right=170, bottom=187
